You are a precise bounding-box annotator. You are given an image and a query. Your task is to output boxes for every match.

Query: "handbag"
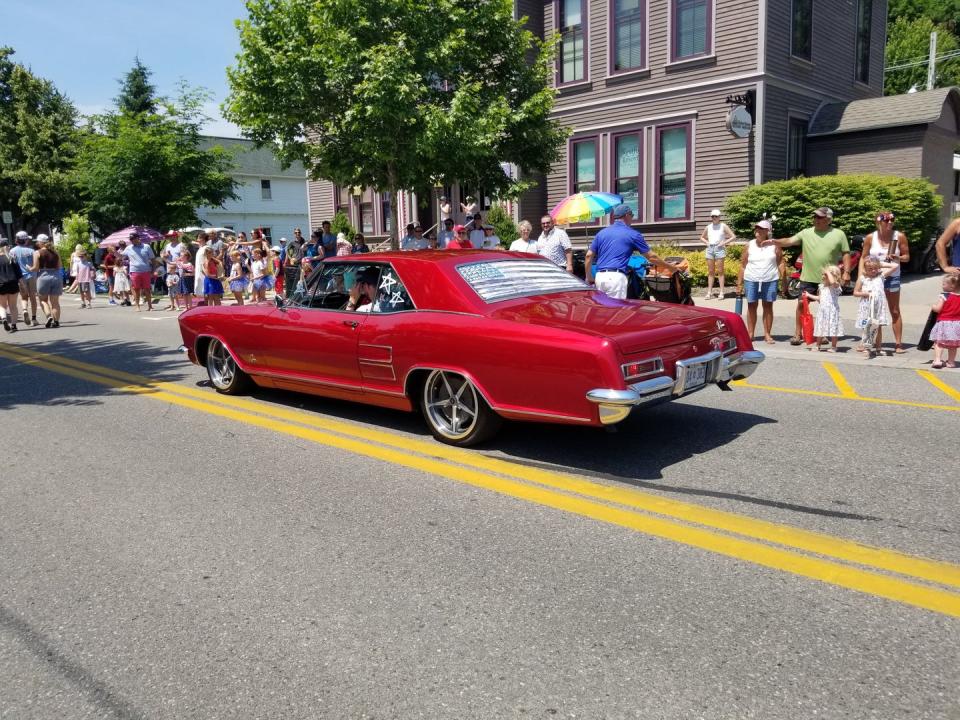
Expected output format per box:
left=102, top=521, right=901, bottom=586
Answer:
left=801, top=294, right=815, bottom=345
left=918, top=310, right=939, bottom=351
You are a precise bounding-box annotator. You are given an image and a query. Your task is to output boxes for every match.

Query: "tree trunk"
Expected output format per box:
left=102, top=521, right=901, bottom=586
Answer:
left=389, top=188, right=400, bottom=251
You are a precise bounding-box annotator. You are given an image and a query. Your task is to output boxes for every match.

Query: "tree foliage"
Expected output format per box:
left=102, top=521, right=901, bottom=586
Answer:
left=723, top=174, right=941, bottom=249
left=115, top=56, right=158, bottom=115
left=0, top=47, right=81, bottom=234
left=75, top=82, right=239, bottom=234
left=57, top=211, right=94, bottom=267
left=885, top=17, right=960, bottom=95
left=888, top=0, right=960, bottom=32
left=225, top=0, right=567, bottom=248
left=486, top=203, right=517, bottom=247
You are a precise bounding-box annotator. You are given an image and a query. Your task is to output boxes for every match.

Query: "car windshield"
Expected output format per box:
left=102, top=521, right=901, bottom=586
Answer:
left=457, top=259, right=588, bottom=303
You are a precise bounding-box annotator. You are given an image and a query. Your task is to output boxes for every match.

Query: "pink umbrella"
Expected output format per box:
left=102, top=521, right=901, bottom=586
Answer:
left=98, top=225, right=164, bottom=248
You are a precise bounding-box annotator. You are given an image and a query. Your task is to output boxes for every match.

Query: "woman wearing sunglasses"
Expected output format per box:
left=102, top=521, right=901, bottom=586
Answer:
left=859, top=211, right=910, bottom=354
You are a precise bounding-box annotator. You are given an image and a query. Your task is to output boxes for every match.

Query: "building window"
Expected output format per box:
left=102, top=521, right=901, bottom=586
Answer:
left=360, top=202, right=374, bottom=234
left=335, top=186, right=351, bottom=219
left=855, top=0, right=872, bottom=83
left=787, top=118, right=807, bottom=178
left=461, top=185, right=493, bottom=211
left=791, top=0, right=812, bottom=61
left=612, top=0, right=645, bottom=72
left=381, top=192, right=392, bottom=235
left=260, top=179, right=272, bottom=200
left=571, top=138, right=597, bottom=193
left=259, top=227, right=272, bottom=242
left=672, top=0, right=711, bottom=60
left=656, top=124, right=691, bottom=220
left=558, top=0, right=586, bottom=83
left=612, top=132, right=642, bottom=218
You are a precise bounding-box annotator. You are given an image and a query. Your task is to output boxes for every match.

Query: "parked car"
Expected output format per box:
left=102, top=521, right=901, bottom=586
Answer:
left=178, top=251, right=764, bottom=446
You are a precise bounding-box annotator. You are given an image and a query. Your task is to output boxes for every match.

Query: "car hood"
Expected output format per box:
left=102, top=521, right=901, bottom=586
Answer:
left=489, top=292, right=726, bottom=353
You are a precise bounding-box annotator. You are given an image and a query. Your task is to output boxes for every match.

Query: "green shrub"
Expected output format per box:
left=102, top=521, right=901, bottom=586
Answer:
left=330, top=211, right=358, bottom=242
left=57, top=212, right=95, bottom=268
left=486, top=203, right=517, bottom=247
left=723, top=174, right=940, bottom=249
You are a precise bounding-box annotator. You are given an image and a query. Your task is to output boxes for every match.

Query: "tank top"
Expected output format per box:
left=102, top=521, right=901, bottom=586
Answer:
left=38, top=248, right=59, bottom=269
left=867, top=232, right=901, bottom=278
left=743, top=239, right=779, bottom=282
left=705, top=222, right=725, bottom=246
left=940, top=293, right=960, bottom=322
left=953, top=232, right=960, bottom=267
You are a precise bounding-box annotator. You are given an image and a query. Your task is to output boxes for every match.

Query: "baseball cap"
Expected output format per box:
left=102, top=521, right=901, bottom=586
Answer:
left=36, top=233, right=50, bottom=243
left=15, top=230, right=31, bottom=241
left=444, top=218, right=454, bottom=225
left=813, top=207, right=834, bottom=219
left=0, top=239, right=9, bottom=247
left=453, top=224, right=467, bottom=233
left=754, top=219, right=772, bottom=230
left=612, top=203, right=633, bottom=218
left=710, top=209, right=722, bottom=217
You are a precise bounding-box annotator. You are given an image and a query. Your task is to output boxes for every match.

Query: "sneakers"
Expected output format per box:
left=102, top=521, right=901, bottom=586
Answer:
left=45, top=316, right=54, bottom=328
left=23, top=310, right=30, bottom=324
left=9, top=324, right=17, bottom=333
left=109, top=299, right=117, bottom=305
left=52, top=319, right=59, bottom=328
left=31, top=316, right=39, bottom=327
left=2, top=318, right=9, bottom=332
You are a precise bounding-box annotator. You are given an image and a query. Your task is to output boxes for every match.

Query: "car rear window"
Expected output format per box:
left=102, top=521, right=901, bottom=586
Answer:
left=457, top=259, right=587, bottom=303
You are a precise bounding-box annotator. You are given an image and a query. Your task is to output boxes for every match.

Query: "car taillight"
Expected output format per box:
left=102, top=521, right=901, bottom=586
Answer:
left=711, top=336, right=737, bottom=355
left=622, top=357, right=664, bottom=382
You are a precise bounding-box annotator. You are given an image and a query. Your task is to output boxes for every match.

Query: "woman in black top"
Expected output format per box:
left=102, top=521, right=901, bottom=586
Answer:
left=0, top=240, right=24, bottom=332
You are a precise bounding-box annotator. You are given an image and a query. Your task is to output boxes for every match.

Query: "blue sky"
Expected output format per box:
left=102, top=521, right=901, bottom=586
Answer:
left=2, top=0, right=247, bottom=136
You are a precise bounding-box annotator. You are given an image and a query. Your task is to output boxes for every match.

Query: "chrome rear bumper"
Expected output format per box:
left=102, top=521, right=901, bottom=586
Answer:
left=586, top=350, right=765, bottom=425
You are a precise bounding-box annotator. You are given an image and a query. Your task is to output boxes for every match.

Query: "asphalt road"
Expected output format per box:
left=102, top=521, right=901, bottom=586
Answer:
left=1, top=299, right=958, bottom=719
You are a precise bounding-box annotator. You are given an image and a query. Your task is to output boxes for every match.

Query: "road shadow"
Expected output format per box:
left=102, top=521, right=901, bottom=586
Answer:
left=0, top=337, right=187, bottom=412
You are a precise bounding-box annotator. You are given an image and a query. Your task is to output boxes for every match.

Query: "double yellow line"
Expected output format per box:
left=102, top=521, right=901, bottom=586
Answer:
left=3, top=341, right=960, bottom=618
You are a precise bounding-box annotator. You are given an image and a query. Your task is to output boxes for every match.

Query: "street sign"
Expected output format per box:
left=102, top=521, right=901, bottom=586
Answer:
left=1, top=211, right=11, bottom=225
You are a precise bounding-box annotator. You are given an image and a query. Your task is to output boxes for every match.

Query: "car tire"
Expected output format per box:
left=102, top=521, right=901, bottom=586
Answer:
left=785, top=278, right=801, bottom=300
left=206, top=338, right=252, bottom=395
left=421, top=369, right=502, bottom=446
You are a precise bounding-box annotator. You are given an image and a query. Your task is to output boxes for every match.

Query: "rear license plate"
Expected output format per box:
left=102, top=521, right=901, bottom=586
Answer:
left=684, top=362, right=707, bottom=390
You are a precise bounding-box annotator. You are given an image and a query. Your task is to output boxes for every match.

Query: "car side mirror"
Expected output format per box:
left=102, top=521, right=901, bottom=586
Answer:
left=275, top=294, right=286, bottom=312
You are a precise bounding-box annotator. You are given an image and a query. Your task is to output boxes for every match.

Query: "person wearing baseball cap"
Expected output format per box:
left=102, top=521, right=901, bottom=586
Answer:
left=699, top=209, right=735, bottom=299
left=10, top=231, right=39, bottom=325
left=736, top=219, right=782, bottom=345
left=445, top=224, right=474, bottom=250
left=584, top=204, right=680, bottom=300
left=437, top=218, right=456, bottom=249
left=769, top=205, right=850, bottom=345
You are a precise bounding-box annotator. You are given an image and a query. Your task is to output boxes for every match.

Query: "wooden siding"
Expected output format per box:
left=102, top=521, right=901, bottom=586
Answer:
left=544, top=86, right=754, bottom=243
left=308, top=179, right=335, bottom=230
left=544, top=0, right=761, bottom=115
left=922, top=125, right=959, bottom=226
left=761, top=84, right=823, bottom=182
left=764, top=0, right=886, bottom=101
left=806, top=127, right=925, bottom=177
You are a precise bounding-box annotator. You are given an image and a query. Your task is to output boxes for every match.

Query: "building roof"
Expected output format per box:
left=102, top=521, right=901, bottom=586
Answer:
left=808, top=87, right=960, bottom=137
left=199, top=135, right=307, bottom=178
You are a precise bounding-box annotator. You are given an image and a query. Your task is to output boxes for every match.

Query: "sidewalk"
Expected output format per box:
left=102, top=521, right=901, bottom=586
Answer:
left=697, top=272, right=945, bottom=370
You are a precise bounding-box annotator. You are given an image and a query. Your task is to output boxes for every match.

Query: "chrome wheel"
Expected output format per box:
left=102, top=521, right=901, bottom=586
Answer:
left=206, top=339, right=249, bottom=394
left=424, top=370, right=480, bottom=441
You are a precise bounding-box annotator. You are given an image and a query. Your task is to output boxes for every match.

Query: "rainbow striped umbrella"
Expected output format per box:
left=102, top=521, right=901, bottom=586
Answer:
left=549, top=192, right=623, bottom=225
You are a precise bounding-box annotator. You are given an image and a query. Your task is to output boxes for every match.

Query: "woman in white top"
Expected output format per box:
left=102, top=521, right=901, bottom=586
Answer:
left=699, top=209, right=736, bottom=299
left=737, top=219, right=782, bottom=344
left=859, top=210, right=910, bottom=353
left=509, top=220, right=538, bottom=253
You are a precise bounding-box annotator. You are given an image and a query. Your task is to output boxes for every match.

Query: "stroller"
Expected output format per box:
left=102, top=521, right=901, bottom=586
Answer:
left=642, top=256, right=695, bottom=305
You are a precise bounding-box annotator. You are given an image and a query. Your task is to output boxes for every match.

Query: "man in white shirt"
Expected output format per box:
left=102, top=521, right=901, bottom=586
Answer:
left=401, top=224, right=430, bottom=251
left=437, top=218, right=455, bottom=248
left=537, top=215, right=573, bottom=272
left=468, top=214, right=485, bottom=249
left=481, top=225, right=501, bottom=249
left=193, top=232, right=210, bottom=295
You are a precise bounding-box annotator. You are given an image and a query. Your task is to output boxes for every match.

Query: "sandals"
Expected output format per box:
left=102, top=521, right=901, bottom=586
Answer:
left=789, top=337, right=803, bottom=346
left=947, top=362, right=958, bottom=369
left=894, top=345, right=907, bottom=354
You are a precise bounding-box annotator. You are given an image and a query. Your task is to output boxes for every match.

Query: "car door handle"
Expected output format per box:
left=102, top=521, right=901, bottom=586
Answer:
left=343, top=320, right=359, bottom=329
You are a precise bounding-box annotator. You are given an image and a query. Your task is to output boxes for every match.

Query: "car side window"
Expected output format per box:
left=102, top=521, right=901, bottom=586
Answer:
left=370, top=265, right=415, bottom=313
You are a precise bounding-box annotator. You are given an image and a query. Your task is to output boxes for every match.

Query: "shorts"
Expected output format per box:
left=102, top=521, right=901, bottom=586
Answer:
left=0, top=280, right=19, bottom=295
left=705, top=245, right=726, bottom=260
left=179, top=275, right=194, bottom=295
left=37, top=272, right=63, bottom=297
left=203, top=277, right=224, bottom=296
left=130, top=271, right=153, bottom=291
left=883, top=275, right=901, bottom=293
left=743, top=279, right=778, bottom=303
left=19, top=276, right=37, bottom=295
left=77, top=281, right=91, bottom=292
left=797, top=281, right=819, bottom=300
left=594, top=270, right=628, bottom=300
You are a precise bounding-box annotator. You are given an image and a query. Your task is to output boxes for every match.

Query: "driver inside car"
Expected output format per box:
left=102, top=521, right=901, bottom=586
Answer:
left=345, top=269, right=380, bottom=312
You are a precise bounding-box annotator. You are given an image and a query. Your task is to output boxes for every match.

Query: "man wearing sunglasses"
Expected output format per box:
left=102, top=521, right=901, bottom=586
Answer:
left=769, top=206, right=850, bottom=346
left=537, top=215, right=573, bottom=273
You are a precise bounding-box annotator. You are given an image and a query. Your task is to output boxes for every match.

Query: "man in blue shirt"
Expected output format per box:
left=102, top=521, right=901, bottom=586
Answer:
left=584, top=204, right=678, bottom=299
left=320, top=221, right=337, bottom=258
left=10, top=232, right=39, bottom=325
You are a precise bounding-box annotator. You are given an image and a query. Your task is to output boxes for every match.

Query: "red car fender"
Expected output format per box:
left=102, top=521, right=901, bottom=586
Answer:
left=676, top=305, right=755, bottom=352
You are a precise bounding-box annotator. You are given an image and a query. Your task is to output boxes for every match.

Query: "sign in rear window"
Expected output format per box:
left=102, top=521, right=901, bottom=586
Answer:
left=457, top=260, right=587, bottom=302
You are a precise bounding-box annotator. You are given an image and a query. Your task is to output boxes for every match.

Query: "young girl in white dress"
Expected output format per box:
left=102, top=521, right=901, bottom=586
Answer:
left=854, top=255, right=897, bottom=357
left=805, top=264, right=843, bottom=351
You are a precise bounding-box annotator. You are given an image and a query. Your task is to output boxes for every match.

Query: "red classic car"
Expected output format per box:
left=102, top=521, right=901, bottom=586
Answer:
left=178, top=251, right=763, bottom=446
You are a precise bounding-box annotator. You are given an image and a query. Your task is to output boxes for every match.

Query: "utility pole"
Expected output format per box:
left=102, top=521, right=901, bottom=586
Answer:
left=927, top=31, right=938, bottom=90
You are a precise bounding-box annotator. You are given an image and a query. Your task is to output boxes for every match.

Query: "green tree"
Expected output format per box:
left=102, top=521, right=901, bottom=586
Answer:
left=224, top=0, right=566, bottom=250
left=888, top=0, right=960, bottom=31
left=75, top=82, right=239, bottom=233
left=486, top=204, right=517, bottom=248
left=115, top=56, right=157, bottom=115
left=885, top=17, right=960, bottom=95
left=57, top=211, right=94, bottom=267
left=0, top=47, right=81, bottom=234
